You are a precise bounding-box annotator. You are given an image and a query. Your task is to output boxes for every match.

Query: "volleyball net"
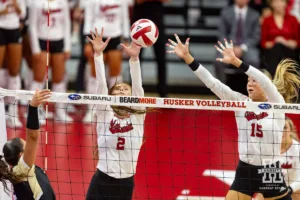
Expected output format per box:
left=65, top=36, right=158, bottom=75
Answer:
left=1, top=88, right=300, bottom=200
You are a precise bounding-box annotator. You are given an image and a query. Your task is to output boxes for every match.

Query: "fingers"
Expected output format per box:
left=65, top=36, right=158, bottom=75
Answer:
left=100, top=27, right=104, bottom=39
left=230, top=40, right=234, bottom=47
left=167, top=50, right=175, bottom=54
left=104, top=37, right=111, bottom=46
left=86, top=36, right=93, bottom=44
left=218, top=41, right=226, bottom=50
left=214, top=45, right=223, bottom=54
left=166, top=43, right=175, bottom=49
left=174, top=34, right=182, bottom=44
left=185, top=38, right=190, bottom=46
left=216, top=58, right=223, bottom=63
left=224, top=38, right=229, bottom=48
left=90, top=30, right=96, bottom=40
left=95, top=27, right=99, bottom=38
left=168, top=39, right=177, bottom=46
left=119, top=43, right=128, bottom=50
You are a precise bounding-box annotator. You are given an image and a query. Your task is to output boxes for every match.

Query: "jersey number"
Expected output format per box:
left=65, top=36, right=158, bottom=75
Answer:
left=250, top=123, right=263, bottom=138
left=105, top=14, right=116, bottom=22
left=117, top=137, right=125, bottom=150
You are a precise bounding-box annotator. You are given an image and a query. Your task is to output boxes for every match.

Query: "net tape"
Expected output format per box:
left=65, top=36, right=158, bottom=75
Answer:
left=0, top=88, right=299, bottom=114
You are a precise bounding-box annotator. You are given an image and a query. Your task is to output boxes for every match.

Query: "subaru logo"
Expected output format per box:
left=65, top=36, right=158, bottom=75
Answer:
left=68, top=94, right=81, bottom=100
left=258, top=103, right=272, bottom=110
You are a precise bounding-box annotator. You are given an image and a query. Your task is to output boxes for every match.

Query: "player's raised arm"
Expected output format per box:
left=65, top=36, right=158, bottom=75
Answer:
left=120, top=42, right=144, bottom=97
left=215, top=39, right=285, bottom=103
left=166, top=35, right=246, bottom=101
left=23, top=89, right=51, bottom=167
left=87, top=28, right=111, bottom=95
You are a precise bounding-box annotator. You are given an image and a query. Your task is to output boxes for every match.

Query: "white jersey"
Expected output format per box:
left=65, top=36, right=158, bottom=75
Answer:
left=0, top=0, right=26, bottom=29
left=84, top=0, right=130, bottom=39
left=29, top=0, right=71, bottom=54
left=194, top=64, right=285, bottom=166
left=280, top=140, right=300, bottom=191
left=94, top=54, right=145, bottom=179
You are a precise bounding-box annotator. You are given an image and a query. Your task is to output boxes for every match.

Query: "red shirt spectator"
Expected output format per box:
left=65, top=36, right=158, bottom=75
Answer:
left=261, top=14, right=299, bottom=48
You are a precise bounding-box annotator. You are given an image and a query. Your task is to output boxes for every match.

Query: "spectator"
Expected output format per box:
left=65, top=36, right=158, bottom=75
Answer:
left=131, top=0, right=170, bottom=97
left=261, top=0, right=299, bottom=77
left=229, top=0, right=272, bottom=23
left=216, top=0, right=260, bottom=86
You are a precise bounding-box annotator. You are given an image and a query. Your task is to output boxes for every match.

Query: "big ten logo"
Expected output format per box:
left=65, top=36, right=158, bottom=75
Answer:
left=258, top=159, right=283, bottom=184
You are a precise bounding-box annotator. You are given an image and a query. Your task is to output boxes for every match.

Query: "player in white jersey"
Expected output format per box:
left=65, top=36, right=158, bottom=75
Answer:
left=167, top=35, right=300, bottom=199
left=85, top=28, right=150, bottom=200
left=0, top=0, right=26, bottom=128
left=255, top=117, right=300, bottom=200
left=29, top=0, right=73, bottom=122
left=82, top=0, right=130, bottom=123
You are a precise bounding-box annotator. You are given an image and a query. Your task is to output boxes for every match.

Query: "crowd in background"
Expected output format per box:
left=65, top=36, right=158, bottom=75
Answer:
left=0, top=0, right=299, bottom=128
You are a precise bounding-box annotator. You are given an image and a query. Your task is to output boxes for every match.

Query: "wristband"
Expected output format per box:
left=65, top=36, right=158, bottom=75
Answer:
left=26, top=105, right=39, bottom=130
left=188, top=59, right=199, bottom=71
left=239, top=62, right=250, bottom=72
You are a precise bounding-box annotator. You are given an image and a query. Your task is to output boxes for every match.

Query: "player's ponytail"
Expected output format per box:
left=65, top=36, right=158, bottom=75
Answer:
left=0, top=155, right=21, bottom=193
left=273, top=59, right=300, bottom=103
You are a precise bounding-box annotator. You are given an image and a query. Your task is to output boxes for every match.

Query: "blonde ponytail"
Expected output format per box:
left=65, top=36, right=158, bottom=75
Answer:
left=273, top=59, right=300, bottom=103
left=285, top=117, right=299, bottom=142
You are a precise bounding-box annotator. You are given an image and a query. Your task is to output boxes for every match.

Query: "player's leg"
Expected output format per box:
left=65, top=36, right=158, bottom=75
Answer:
left=254, top=193, right=264, bottom=200
left=0, top=33, right=6, bottom=89
left=22, top=31, right=33, bottom=91
left=50, top=41, right=73, bottom=123
left=225, top=190, right=252, bottom=200
left=6, top=28, right=23, bottom=128
left=106, top=49, right=122, bottom=89
left=86, top=170, right=106, bottom=200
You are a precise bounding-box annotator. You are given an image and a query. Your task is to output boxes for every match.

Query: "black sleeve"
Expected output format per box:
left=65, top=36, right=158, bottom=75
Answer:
left=239, top=62, right=250, bottom=72
left=26, top=105, right=39, bottom=130
left=188, top=59, right=199, bottom=71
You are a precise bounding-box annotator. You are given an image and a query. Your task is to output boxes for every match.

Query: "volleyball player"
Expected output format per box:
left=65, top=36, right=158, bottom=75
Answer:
left=167, top=35, right=300, bottom=199
left=29, top=0, right=72, bottom=122
left=82, top=0, right=130, bottom=123
left=0, top=0, right=26, bottom=128
left=85, top=28, right=148, bottom=200
left=255, top=117, right=300, bottom=200
left=0, top=89, right=56, bottom=199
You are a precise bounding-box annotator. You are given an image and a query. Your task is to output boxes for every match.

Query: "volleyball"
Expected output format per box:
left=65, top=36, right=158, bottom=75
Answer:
left=130, top=19, right=159, bottom=48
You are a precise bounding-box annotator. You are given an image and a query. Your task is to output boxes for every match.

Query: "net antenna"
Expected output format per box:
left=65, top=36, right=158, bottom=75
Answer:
left=44, top=0, right=50, bottom=172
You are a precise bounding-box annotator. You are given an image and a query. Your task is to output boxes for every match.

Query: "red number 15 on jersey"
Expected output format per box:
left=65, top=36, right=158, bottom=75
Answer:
left=250, top=123, right=263, bottom=138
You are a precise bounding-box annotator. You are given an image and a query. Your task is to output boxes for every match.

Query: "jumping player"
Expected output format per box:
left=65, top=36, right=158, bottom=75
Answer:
left=167, top=35, right=300, bottom=199
left=82, top=0, right=130, bottom=123
left=0, top=89, right=56, bottom=199
left=255, top=117, right=300, bottom=200
left=29, top=0, right=72, bottom=122
left=0, top=0, right=26, bottom=128
left=85, top=28, right=147, bottom=200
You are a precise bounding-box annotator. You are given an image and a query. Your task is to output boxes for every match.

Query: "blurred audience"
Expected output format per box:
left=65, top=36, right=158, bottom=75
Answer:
left=216, top=0, right=260, bottom=84
left=261, top=0, right=299, bottom=77
left=131, top=0, right=170, bottom=97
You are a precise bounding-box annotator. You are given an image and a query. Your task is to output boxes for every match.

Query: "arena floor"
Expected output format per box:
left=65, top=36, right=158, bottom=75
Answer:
left=6, top=104, right=300, bottom=200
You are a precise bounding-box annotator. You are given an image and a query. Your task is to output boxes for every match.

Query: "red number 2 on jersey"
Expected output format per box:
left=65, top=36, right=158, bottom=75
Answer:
left=117, top=137, right=125, bottom=150
left=250, top=123, right=263, bottom=138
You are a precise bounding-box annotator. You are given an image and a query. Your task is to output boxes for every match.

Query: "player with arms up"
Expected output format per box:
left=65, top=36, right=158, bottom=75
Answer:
left=0, top=89, right=56, bottom=199
left=85, top=28, right=149, bottom=200
left=167, top=35, right=300, bottom=199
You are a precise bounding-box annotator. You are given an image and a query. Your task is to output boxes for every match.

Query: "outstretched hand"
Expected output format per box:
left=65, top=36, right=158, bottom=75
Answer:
left=215, top=39, right=238, bottom=65
left=30, top=89, right=51, bottom=107
left=166, top=34, right=190, bottom=60
left=120, top=42, right=141, bottom=61
left=86, top=27, right=111, bottom=56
